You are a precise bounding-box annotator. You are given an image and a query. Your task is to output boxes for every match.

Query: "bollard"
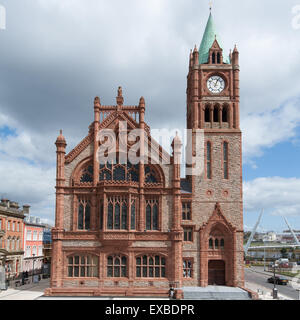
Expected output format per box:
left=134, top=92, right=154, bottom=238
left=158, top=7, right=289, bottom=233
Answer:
left=273, top=288, right=278, bottom=299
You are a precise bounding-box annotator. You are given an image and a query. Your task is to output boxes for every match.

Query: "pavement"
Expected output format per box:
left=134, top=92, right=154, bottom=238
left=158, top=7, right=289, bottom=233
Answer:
left=1, top=267, right=298, bottom=300
left=0, top=278, right=50, bottom=300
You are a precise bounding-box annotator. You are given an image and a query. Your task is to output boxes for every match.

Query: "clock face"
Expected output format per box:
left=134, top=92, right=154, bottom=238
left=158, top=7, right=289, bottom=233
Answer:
left=207, top=76, right=225, bottom=94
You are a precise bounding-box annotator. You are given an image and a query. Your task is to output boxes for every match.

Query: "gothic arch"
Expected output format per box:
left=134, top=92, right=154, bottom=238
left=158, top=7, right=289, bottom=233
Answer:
left=199, top=203, right=237, bottom=287
left=71, top=156, right=93, bottom=186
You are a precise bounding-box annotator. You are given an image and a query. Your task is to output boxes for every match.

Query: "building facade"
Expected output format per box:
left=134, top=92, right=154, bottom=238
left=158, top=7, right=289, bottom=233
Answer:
left=23, top=216, right=46, bottom=277
left=45, top=13, right=244, bottom=297
left=0, top=199, right=26, bottom=280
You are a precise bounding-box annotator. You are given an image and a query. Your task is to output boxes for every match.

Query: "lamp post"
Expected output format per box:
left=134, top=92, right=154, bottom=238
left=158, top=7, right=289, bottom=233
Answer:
left=272, top=261, right=278, bottom=299
left=297, top=289, right=300, bottom=301
left=32, top=254, right=35, bottom=283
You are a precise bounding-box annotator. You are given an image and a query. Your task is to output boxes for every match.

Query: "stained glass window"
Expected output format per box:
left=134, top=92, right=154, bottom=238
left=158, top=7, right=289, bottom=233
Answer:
left=131, top=200, right=136, bottom=230
left=80, top=165, right=93, bottom=183
left=107, top=197, right=128, bottom=230
left=145, top=200, right=159, bottom=231
left=77, top=200, right=91, bottom=231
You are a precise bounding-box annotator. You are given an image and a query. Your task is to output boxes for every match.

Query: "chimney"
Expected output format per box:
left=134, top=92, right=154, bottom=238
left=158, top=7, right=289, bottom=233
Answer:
left=1, top=199, right=10, bottom=208
left=23, top=205, right=30, bottom=215
left=10, top=201, right=19, bottom=209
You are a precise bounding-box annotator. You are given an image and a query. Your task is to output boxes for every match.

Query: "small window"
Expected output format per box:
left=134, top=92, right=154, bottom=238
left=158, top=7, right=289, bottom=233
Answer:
left=223, top=142, right=229, bottom=179
left=215, top=239, right=219, bottom=249
left=220, top=239, right=225, bottom=249
left=182, top=203, right=191, bottom=220
left=107, top=255, right=127, bottom=278
left=205, top=107, right=210, bottom=122
left=206, top=142, right=212, bottom=180
left=183, top=260, right=193, bottom=278
left=183, top=228, right=193, bottom=242
left=209, top=238, right=214, bottom=249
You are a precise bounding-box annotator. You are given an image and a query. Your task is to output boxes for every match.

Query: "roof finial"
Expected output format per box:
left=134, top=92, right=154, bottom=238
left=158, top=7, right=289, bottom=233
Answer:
left=209, top=0, right=212, bottom=12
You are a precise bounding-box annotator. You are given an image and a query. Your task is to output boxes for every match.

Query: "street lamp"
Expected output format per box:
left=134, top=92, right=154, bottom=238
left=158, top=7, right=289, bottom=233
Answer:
left=32, top=253, right=35, bottom=283
left=272, top=261, right=278, bottom=299
left=297, top=289, right=300, bottom=301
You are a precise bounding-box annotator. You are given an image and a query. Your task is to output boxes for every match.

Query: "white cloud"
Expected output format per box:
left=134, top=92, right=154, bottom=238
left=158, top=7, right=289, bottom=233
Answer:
left=0, top=154, right=55, bottom=225
left=244, top=177, right=300, bottom=217
left=241, top=98, right=300, bottom=161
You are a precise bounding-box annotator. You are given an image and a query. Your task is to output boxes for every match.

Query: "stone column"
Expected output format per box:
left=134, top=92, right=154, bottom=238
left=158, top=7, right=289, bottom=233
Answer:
left=170, top=134, right=183, bottom=287
left=51, top=131, right=67, bottom=288
left=138, top=97, right=145, bottom=232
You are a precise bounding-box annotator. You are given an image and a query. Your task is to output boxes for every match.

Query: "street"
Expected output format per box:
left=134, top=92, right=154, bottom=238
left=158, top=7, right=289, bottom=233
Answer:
left=245, top=267, right=299, bottom=300
left=0, top=268, right=299, bottom=300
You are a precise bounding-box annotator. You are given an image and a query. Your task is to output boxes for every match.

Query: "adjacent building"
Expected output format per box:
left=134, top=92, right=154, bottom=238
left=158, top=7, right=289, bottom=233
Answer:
left=23, top=215, right=47, bottom=277
left=0, top=199, right=27, bottom=280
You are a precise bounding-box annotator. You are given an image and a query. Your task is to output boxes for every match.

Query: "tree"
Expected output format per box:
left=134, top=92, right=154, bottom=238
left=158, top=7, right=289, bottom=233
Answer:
left=280, top=248, right=288, bottom=259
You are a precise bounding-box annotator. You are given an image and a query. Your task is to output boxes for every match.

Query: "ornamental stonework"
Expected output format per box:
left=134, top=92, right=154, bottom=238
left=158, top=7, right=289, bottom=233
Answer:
left=46, top=12, right=245, bottom=298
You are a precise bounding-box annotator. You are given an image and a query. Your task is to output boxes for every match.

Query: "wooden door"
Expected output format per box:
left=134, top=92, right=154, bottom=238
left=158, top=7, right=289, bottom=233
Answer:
left=208, top=260, right=225, bottom=285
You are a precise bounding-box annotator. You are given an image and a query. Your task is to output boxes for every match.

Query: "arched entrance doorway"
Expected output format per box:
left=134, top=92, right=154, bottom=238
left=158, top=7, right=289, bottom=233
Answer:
left=208, top=260, right=225, bottom=286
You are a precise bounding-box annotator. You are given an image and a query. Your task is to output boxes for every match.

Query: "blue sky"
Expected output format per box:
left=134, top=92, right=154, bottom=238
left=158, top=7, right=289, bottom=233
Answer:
left=0, top=0, right=300, bottom=232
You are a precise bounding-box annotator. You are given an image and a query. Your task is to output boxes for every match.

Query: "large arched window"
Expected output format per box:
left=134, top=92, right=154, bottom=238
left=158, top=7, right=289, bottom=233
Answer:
left=145, top=166, right=159, bottom=184
left=78, top=199, right=91, bottom=230
left=107, top=255, right=127, bottom=278
left=80, top=165, right=93, bottom=183
left=67, top=255, right=98, bottom=278
left=99, top=162, right=139, bottom=182
left=136, top=255, right=166, bottom=278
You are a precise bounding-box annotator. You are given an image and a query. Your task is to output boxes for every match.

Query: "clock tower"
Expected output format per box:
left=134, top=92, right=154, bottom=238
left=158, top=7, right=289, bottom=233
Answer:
left=186, top=11, right=244, bottom=287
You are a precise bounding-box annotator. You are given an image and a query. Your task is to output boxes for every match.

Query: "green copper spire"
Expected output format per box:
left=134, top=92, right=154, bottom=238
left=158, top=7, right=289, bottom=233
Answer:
left=199, top=13, right=229, bottom=64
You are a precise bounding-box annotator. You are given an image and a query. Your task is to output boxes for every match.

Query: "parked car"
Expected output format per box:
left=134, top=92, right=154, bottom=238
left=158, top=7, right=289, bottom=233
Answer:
left=267, top=276, right=289, bottom=285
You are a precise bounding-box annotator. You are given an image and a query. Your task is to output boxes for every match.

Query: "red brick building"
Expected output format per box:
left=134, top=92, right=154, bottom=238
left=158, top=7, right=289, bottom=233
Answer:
left=45, top=12, right=244, bottom=297
left=0, top=199, right=26, bottom=280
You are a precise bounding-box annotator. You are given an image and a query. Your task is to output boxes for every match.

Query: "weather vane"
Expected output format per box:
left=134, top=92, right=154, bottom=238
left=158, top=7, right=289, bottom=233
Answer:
left=209, top=0, right=212, bottom=11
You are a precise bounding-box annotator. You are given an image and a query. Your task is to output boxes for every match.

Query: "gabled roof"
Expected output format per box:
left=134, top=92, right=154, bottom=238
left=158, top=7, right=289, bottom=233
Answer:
left=199, top=13, right=230, bottom=64
left=65, top=108, right=171, bottom=164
